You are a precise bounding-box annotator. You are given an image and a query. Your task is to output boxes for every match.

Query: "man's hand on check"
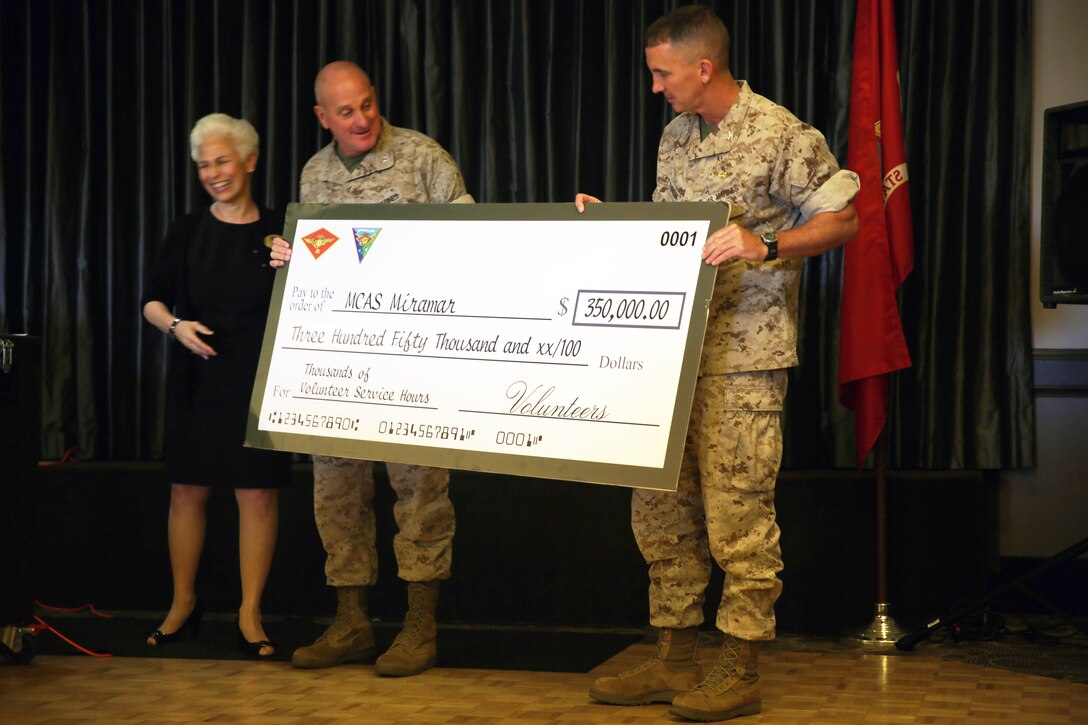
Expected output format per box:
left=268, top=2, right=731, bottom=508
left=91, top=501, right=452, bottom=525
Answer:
left=574, top=193, right=602, bottom=213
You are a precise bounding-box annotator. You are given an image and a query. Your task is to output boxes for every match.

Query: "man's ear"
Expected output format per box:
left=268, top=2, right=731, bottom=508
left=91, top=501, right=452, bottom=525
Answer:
left=313, top=104, right=329, bottom=129
left=698, top=59, right=713, bottom=83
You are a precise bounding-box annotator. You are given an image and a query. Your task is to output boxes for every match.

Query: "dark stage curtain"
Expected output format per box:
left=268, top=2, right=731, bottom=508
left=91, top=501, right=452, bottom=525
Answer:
left=0, top=0, right=1033, bottom=469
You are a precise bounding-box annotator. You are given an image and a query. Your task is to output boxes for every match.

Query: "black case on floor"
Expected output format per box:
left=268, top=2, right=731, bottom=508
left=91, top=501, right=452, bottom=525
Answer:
left=0, top=335, right=41, bottom=625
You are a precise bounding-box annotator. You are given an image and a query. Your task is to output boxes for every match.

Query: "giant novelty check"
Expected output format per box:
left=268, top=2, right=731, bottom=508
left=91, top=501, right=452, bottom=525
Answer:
left=246, top=201, right=729, bottom=490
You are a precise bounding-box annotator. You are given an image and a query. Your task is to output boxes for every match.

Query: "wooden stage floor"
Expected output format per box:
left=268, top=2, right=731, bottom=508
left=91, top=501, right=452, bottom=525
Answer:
left=3, top=637, right=1087, bottom=724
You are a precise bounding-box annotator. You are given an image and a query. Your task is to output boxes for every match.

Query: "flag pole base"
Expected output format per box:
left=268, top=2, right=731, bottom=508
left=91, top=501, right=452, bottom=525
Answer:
left=855, top=602, right=907, bottom=644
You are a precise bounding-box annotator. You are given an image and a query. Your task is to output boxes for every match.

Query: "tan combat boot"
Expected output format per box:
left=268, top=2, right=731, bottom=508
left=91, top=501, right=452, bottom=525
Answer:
left=291, top=586, right=376, bottom=668
left=588, top=627, right=703, bottom=705
left=374, top=581, right=439, bottom=676
left=669, top=635, right=761, bottom=721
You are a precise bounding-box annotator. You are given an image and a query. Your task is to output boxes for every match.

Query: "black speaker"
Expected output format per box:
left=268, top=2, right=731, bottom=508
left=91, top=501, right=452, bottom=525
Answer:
left=0, top=335, right=41, bottom=627
left=1041, top=100, right=1088, bottom=308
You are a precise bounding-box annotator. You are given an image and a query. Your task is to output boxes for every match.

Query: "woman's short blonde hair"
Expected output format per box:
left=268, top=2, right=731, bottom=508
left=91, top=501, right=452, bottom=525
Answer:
left=189, top=113, right=259, bottom=161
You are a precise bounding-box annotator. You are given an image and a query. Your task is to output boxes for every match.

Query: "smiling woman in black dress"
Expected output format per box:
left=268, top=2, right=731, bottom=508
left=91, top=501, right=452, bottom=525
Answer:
left=142, top=113, right=290, bottom=658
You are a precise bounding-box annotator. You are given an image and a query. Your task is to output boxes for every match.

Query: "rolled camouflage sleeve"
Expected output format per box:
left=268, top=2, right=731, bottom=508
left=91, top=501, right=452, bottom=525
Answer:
left=798, top=168, right=859, bottom=220
left=777, top=124, right=860, bottom=220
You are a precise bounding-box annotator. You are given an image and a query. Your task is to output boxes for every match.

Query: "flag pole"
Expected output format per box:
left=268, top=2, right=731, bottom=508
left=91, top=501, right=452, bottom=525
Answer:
left=855, top=401, right=907, bottom=643
left=840, top=0, right=913, bottom=643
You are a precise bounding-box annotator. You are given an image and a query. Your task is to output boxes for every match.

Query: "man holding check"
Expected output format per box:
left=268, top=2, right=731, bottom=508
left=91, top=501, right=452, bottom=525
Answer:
left=271, top=60, right=472, bottom=677
left=576, top=6, right=859, bottom=721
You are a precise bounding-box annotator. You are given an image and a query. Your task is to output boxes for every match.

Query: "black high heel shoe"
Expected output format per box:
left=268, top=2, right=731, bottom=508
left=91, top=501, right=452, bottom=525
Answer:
left=237, top=624, right=276, bottom=658
left=147, top=603, right=203, bottom=646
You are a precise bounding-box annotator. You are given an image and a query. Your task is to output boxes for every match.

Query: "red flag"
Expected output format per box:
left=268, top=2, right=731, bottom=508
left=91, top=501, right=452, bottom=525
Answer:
left=839, top=0, right=914, bottom=466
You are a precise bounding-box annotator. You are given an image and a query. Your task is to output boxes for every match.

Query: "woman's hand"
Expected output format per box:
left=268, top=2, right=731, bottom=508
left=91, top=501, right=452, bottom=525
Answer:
left=174, top=320, right=218, bottom=359
left=268, top=235, right=292, bottom=268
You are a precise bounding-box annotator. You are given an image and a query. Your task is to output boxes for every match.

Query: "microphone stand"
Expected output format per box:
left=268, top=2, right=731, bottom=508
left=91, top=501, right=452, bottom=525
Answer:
left=896, top=535, right=1088, bottom=651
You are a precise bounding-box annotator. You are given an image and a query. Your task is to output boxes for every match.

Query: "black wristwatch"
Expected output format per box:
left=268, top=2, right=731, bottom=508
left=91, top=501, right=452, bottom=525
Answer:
left=760, top=232, right=778, bottom=262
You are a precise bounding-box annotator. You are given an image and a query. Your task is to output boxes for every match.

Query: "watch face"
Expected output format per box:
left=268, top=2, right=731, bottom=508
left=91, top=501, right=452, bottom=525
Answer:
left=761, top=233, right=777, bottom=260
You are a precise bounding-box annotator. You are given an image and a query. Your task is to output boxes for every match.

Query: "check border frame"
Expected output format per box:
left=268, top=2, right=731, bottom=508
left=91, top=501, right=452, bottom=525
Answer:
left=245, top=201, right=729, bottom=491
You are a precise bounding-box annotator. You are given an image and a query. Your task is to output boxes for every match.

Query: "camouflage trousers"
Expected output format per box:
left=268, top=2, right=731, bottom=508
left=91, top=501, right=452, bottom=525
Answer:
left=312, top=455, right=455, bottom=586
left=632, top=370, right=787, bottom=641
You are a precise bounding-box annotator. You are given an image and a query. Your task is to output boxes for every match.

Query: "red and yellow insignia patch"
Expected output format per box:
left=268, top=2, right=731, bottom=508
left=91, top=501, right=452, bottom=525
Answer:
left=300, top=228, right=339, bottom=259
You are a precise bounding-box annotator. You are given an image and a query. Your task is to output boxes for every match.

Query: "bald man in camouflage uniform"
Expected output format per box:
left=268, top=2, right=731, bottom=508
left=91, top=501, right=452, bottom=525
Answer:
left=577, top=7, right=858, bottom=721
left=273, top=61, right=471, bottom=677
